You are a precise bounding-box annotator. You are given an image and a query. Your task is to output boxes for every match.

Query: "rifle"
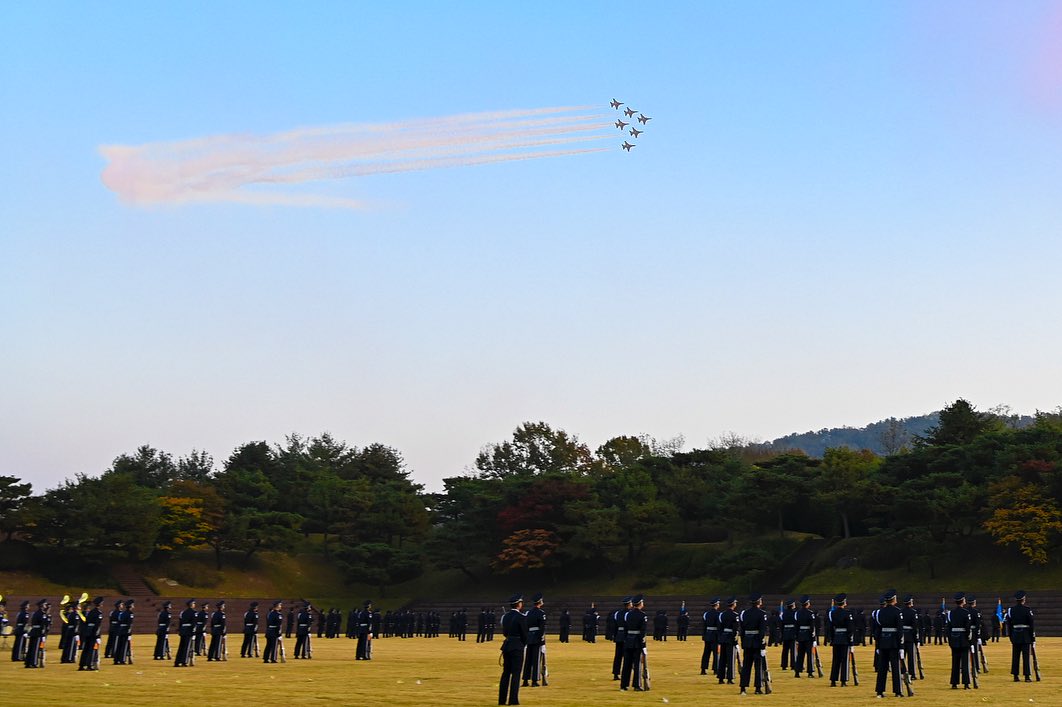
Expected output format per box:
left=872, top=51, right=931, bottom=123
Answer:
left=761, top=649, right=772, bottom=694
left=899, top=650, right=914, bottom=696
left=128, top=636, right=134, bottom=665
left=221, top=634, right=228, bottom=661
left=735, top=644, right=742, bottom=675
left=970, top=644, right=979, bottom=689
left=253, top=633, right=259, bottom=658
left=307, top=633, right=313, bottom=659
left=914, top=641, right=924, bottom=679
left=812, top=642, right=824, bottom=677
left=39, top=635, right=47, bottom=667
left=641, top=646, right=651, bottom=690
left=848, top=645, right=859, bottom=686
left=978, top=641, right=988, bottom=672
left=93, top=638, right=100, bottom=670
left=164, top=635, right=171, bottom=660
left=278, top=635, right=287, bottom=663
left=540, top=644, right=549, bottom=686
left=1031, top=643, right=1041, bottom=681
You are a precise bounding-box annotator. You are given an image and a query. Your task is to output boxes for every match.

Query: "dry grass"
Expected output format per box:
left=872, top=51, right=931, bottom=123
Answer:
left=0, top=634, right=1055, bottom=706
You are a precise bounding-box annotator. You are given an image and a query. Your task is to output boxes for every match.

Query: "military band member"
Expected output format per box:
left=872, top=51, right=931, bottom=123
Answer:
left=356, top=600, right=373, bottom=660
left=174, top=599, right=197, bottom=667
left=794, top=595, right=816, bottom=678
left=738, top=593, right=768, bottom=695
left=900, top=595, right=919, bottom=679
left=78, top=596, right=104, bottom=670
left=522, top=593, right=545, bottom=686
left=208, top=600, right=226, bottom=661
left=23, top=599, right=50, bottom=668
left=874, top=589, right=903, bottom=698
left=103, top=600, right=122, bottom=659
left=828, top=593, right=853, bottom=687
left=263, top=600, right=283, bottom=663
left=620, top=594, right=648, bottom=691
left=59, top=599, right=80, bottom=663
left=779, top=598, right=797, bottom=671
left=154, top=601, right=172, bottom=660
left=612, top=597, right=632, bottom=680
left=717, top=597, right=739, bottom=684
left=241, top=602, right=259, bottom=658
left=947, top=592, right=972, bottom=689
left=113, top=598, right=134, bottom=665
left=499, top=594, right=528, bottom=706
left=12, top=600, right=30, bottom=662
left=1006, top=590, right=1035, bottom=682
left=700, top=597, right=721, bottom=675
left=295, top=603, right=312, bottom=658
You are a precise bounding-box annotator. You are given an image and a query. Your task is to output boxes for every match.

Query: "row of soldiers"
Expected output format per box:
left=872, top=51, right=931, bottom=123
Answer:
left=5, top=596, right=379, bottom=669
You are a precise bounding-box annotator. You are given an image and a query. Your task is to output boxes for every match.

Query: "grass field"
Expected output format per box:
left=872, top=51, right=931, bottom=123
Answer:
left=0, top=634, right=1055, bottom=706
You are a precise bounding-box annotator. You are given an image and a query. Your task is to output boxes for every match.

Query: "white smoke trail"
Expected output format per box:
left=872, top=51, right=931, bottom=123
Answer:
left=99, top=106, right=614, bottom=209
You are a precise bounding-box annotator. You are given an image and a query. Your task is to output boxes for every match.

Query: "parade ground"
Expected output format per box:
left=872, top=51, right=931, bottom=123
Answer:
left=0, top=636, right=1055, bottom=706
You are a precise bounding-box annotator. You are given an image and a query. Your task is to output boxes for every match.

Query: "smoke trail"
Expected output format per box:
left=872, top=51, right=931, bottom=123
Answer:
left=99, top=106, right=614, bottom=209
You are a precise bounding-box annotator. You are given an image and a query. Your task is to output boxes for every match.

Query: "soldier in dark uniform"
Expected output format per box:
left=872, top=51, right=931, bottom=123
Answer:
left=458, top=608, right=468, bottom=641
left=794, top=595, right=816, bottom=678
left=11, top=600, right=30, bottom=662
left=558, top=608, right=571, bottom=643
left=208, top=600, right=227, bottom=661
left=240, top=602, right=259, bottom=658
left=194, top=602, right=209, bottom=656
left=780, top=598, right=797, bottom=672
left=874, top=589, right=903, bottom=698
left=316, top=607, right=325, bottom=638
left=1005, top=590, right=1035, bottom=682
left=522, top=593, right=545, bottom=687
left=829, top=593, right=853, bottom=687
left=23, top=599, right=50, bottom=668
left=499, top=594, right=528, bottom=706
left=854, top=607, right=866, bottom=645
left=677, top=603, right=690, bottom=641
left=113, top=598, right=134, bottom=665
left=612, top=597, right=632, bottom=680
left=174, top=599, right=197, bottom=667
left=586, top=603, right=598, bottom=643
left=59, top=599, right=80, bottom=663
left=488, top=608, right=497, bottom=641
left=947, top=592, right=972, bottom=689
left=969, top=596, right=984, bottom=679
left=295, top=603, right=312, bottom=658
left=700, top=598, right=720, bottom=675
left=356, top=600, right=373, bottom=660
left=738, top=593, right=768, bottom=695
left=620, top=594, right=648, bottom=691
left=285, top=606, right=294, bottom=638
left=347, top=607, right=358, bottom=639
left=103, top=600, right=122, bottom=659
left=900, top=595, right=920, bottom=680
left=78, top=596, right=104, bottom=671
left=153, top=600, right=172, bottom=660
left=717, top=597, right=739, bottom=684
left=933, top=606, right=945, bottom=644
left=263, top=600, right=283, bottom=663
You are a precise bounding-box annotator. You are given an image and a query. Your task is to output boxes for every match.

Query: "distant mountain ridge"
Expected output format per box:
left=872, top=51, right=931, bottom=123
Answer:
left=764, top=410, right=1035, bottom=458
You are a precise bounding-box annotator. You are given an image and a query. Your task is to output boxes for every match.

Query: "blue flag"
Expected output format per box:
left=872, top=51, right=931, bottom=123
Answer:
left=996, top=598, right=1004, bottom=622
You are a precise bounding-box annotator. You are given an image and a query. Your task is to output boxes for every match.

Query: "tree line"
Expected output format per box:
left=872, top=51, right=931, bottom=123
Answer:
left=2, top=400, right=1062, bottom=591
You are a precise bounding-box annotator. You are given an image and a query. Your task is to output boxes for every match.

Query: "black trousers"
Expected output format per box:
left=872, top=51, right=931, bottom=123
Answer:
left=23, top=628, right=44, bottom=668
left=79, top=634, right=99, bottom=669
left=174, top=634, right=194, bottom=666
left=522, top=643, right=541, bottom=683
left=950, top=644, right=970, bottom=685
left=794, top=640, right=814, bottom=674
left=701, top=639, right=718, bottom=672
left=294, top=633, right=310, bottom=658
left=263, top=633, right=279, bottom=662
left=1011, top=643, right=1031, bottom=677
left=875, top=647, right=901, bottom=695
left=499, top=648, right=524, bottom=705
left=12, top=630, right=27, bottom=662
left=612, top=641, right=624, bottom=677
left=830, top=644, right=850, bottom=683
left=716, top=642, right=735, bottom=681
left=208, top=631, right=224, bottom=661
left=740, top=646, right=763, bottom=690
left=154, top=630, right=168, bottom=659
left=355, top=632, right=370, bottom=659
left=241, top=632, right=255, bottom=657
left=780, top=639, right=795, bottom=669
left=112, top=632, right=131, bottom=664
left=620, top=643, right=643, bottom=689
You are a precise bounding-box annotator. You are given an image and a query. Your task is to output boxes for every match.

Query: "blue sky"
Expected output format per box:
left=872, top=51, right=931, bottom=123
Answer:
left=4, top=1, right=1062, bottom=492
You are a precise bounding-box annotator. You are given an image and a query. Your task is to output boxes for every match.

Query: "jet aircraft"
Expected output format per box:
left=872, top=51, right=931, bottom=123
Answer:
left=615, top=120, right=628, bottom=129
left=623, top=107, right=636, bottom=118
left=637, top=114, right=652, bottom=124
left=622, top=141, right=635, bottom=151
left=610, top=99, right=623, bottom=109
left=629, top=128, right=643, bottom=138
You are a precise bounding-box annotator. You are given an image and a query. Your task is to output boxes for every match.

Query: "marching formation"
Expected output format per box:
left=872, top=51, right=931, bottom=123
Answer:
left=609, top=98, right=651, bottom=152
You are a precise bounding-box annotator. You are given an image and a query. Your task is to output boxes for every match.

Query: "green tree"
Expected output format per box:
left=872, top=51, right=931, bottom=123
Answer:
left=108, top=445, right=178, bottom=488
left=818, top=447, right=879, bottom=538
left=0, top=475, right=32, bottom=540
left=916, top=399, right=1001, bottom=447
left=475, top=422, right=593, bottom=479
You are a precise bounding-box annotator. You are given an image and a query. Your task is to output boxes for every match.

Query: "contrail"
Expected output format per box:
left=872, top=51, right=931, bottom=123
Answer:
left=99, top=106, right=614, bottom=209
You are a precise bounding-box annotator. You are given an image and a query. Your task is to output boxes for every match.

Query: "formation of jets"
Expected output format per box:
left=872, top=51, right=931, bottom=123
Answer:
left=610, top=99, right=651, bottom=151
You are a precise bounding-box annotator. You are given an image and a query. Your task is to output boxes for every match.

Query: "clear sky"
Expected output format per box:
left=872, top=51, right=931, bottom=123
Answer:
left=4, top=1, right=1062, bottom=493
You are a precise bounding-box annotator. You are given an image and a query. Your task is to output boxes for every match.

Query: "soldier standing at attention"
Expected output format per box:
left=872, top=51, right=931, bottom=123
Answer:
left=113, top=598, right=134, bottom=665
left=12, top=600, right=30, bottom=662
left=103, top=600, right=121, bottom=659
left=154, top=600, right=172, bottom=660
left=499, top=594, right=528, bottom=706
left=558, top=608, right=571, bottom=643
left=207, top=599, right=226, bottom=661
left=174, top=599, right=196, bottom=667
left=828, top=593, right=853, bottom=687
left=738, top=593, right=768, bottom=696
left=240, top=601, right=259, bottom=658
left=677, top=602, right=690, bottom=641
left=874, top=589, right=903, bottom=698
left=717, top=597, right=739, bottom=685
left=1005, top=590, right=1035, bottom=682
left=620, top=594, right=648, bottom=691
left=263, top=600, right=283, bottom=663
left=794, top=595, right=816, bottom=678
left=522, top=593, right=546, bottom=687
left=285, top=606, right=294, bottom=638
left=194, top=602, right=209, bottom=656
left=968, top=596, right=984, bottom=678
left=78, top=596, right=104, bottom=671
left=779, top=598, right=797, bottom=672
left=899, top=595, right=920, bottom=680
left=700, top=598, right=721, bottom=676
left=947, top=592, right=972, bottom=689
left=295, top=603, right=312, bottom=658
left=356, top=600, right=373, bottom=660
left=23, top=599, right=50, bottom=668
left=60, top=598, right=81, bottom=663
left=612, top=597, right=632, bottom=680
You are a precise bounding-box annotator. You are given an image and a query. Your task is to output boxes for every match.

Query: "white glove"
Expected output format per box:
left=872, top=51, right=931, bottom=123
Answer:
left=900, top=649, right=905, bottom=661
left=760, top=649, right=766, bottom=657
left=813, top=640, right=818, bottom=647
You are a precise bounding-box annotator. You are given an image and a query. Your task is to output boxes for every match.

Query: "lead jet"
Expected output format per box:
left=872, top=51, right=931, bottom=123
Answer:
left=623, top=107, right=636, bottom=118
left=629, top=127, right=643, bottom=138
left=637, top=113, right=652, bottom=124
left=610, top=98, right=623, bottom=109
left=615, top=120, right=628, bottom=129
left=622, top=141, right=635, bottom=151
